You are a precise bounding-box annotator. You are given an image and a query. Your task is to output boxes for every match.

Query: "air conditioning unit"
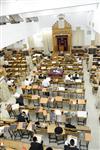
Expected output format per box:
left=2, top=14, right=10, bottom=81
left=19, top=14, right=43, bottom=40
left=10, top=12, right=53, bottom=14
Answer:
left=31, top=17, right=39, bottom=22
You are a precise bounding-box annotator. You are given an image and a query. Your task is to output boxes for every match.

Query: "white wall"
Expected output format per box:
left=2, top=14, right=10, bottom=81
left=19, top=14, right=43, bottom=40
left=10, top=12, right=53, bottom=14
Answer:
left=0, top=22, right=40, bottom=49
left=92, top=5, right=100, bottom=34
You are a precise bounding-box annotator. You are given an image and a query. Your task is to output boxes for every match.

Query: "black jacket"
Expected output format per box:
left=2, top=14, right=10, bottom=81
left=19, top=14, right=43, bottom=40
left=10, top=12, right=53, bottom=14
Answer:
left=64, top=145, right=79, bottom=150
left=16, top=96, right=24, bottom=106
left=29, top=142, right=43, bottom=150
left=17, top=113, right=26, bottom=122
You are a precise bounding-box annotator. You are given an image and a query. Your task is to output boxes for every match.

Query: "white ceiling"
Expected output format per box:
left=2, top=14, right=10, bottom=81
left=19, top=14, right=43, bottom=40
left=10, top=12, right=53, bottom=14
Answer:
left=0, top=0, right=100, bottom=33
left=0, top=0, right=100, bottom=16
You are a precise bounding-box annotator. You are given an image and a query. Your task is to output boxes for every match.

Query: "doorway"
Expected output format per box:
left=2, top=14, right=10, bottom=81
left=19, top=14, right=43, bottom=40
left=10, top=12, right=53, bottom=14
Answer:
left=56, top=35, right=68, bottom=55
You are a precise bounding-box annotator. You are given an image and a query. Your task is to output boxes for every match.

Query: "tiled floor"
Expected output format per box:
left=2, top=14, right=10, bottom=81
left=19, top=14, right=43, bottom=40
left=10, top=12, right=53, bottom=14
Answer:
left=0, top=60, right=100, bottom=150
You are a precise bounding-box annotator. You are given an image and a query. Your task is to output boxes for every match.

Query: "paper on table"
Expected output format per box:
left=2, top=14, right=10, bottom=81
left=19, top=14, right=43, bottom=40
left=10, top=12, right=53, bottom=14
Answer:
left=77, top=111, right=87, bottom=118
left=58, top=87, right=65, bottom=91
left=55, top=109, right=61, bottom=115
left=75, top=79, right=82, bottom=83
left=67, top=66, right=73, bottom=68
left=52, top=61, right=56, bottom=64
left=51, top=98, right=54, bottom=102
left=12, top=104, right=19, bottom=110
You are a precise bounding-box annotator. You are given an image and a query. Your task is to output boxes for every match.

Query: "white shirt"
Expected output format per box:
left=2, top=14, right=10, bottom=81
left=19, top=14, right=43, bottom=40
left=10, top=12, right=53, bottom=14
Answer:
left=24, top=79, right=33, bottom=86
left=24, top=80, right=30, bottom=86
left=0, top=126, right=5, bottom=136
left=7, top=80, right=14, bottom=86
left=65, top=75, right=71, bottom=81
left=4, top=60, right=9, bottom=65
left=42, top=79, right=50, bottom=87
left=65, top=135, right=77, bottom=146
left=73, top=74, right=79, bottom=78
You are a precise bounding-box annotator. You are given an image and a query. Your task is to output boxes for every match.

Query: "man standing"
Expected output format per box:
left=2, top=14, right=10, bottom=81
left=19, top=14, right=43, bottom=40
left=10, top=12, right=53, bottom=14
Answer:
left=29, top=136, right=43, bottom=150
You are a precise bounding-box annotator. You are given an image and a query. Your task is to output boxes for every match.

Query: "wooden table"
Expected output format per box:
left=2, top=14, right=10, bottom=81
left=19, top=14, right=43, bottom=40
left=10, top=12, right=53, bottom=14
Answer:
left=32, top=95, right=40, bottom=100
left=21, top=85, right=26, bottom=90
left=76, top=89, right=84, bottom=94
left=40, top=98, right=48, bottom=104
left=85, top=133, right=92, bottom=141
left=77, top=99, right=86, bottom=105
left=27, top=122, right=35, bottom=131
left=6, top=148, right=15, bottom=150
left=47, top=124, right=65, bottom=134
left=26, top=86, right=31, bottom=90
left=55, top=96, right=62, bottom=102
left=38, top=108, right=47, bottom=116
left=32, top=85, right=39, bottom=89
left=76, top=125, right=91, bottom=132
left=17, top=122, right=27, bottom=130
left=0, top=119, right=16, bottom=124
left=70, top=99, right=77, bottom=104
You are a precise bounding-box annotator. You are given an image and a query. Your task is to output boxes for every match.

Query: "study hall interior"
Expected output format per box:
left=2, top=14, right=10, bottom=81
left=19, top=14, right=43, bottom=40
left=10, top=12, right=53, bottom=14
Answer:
left=0, top=0, right=100, bottom=150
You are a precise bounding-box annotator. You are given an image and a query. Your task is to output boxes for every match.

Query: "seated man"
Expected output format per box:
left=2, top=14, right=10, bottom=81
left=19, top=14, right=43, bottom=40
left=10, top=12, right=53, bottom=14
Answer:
left=29, top=136, right=43, bottom=150
left=17, top=111, right=29, bottom=123
left=42, top=77, right=50, bottom=87
left=64, top=139, right=79, bottom=150
left=24, top=78, right=33, bottom=86
left=72, top=72, right=79, bottom=81
left=16, top=94, right=24, bottom=106
left=39, top=74, right=46, bottom=79
left=7, top=78, right=14, bottom=87
left=42, top=77, right=50, bottom=97
left=54, top=124, right=63, bottom=135
left=50, top=110, right=56, bottom=123
left=64, top=74, right=71, bottom=81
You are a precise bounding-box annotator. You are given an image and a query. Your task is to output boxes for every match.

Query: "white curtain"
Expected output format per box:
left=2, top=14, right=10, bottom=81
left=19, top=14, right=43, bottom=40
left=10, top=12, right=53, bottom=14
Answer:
left=95, top=32, right=100, bottom=45
left=42, top=31, right=52, bottom=55
left=72, top=28, right=84, bottom=46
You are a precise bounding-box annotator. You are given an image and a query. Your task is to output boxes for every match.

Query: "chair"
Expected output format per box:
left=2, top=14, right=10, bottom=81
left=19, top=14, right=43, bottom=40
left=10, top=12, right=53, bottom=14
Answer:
left=56, top=134, right=65, bottom=145
left=48, top=101, right=56, bottom=108
left=37, top=112, right=45, bottom=122
left=33, top=99, right=40, bottom=107
left=79, top=140, right=89, bottom=150
left=17, top=122, right=29, bottom=139
left=8, top=124, right=20, bottom=139
left=77, top=117, right=87, bottom=125
left=77, top=99, right=86, bottom=111
left=56, top=101, right=63, bottom=108
left=20, top=129, right=29, bottom=139
left=79, top=133, right=92, bottom=150
left=69, top=99, right=77, bottom=110
left=48, top=133, right=56, bottom=143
